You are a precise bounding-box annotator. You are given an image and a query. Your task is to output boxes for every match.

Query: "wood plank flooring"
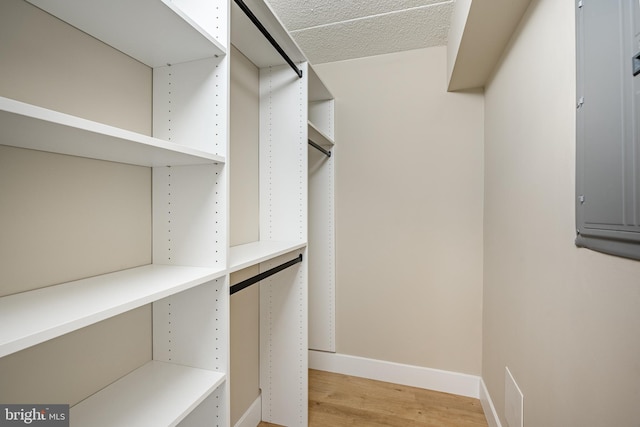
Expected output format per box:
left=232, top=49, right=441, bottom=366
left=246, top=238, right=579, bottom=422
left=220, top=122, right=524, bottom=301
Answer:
left=258, top=369, right=488, bottom=427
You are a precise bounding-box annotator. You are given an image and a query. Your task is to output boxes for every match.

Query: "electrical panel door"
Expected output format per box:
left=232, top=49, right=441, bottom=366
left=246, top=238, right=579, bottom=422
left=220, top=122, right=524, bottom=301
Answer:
left=576, top=0, right=640, bottom=260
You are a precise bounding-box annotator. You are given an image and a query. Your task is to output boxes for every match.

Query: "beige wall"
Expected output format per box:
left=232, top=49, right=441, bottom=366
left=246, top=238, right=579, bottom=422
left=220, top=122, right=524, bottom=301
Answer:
left=0, top=0, right=151, bottom=133
left=0, top=0, right=152, bottom=406
left=229, top=45, right=261, bottom=425
left=483, top=0, right=640, bottom=425
left=315, top=46, right=484, bottom=375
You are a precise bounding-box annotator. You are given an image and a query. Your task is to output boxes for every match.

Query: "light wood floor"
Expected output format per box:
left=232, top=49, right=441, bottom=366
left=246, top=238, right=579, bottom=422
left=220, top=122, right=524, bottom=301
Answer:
left=258, top=369, right=488, bottom=427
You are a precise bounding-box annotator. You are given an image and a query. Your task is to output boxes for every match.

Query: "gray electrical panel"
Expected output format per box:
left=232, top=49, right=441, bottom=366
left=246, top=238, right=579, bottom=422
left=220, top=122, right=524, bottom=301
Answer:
left=575, top=0, right=640, bottom=259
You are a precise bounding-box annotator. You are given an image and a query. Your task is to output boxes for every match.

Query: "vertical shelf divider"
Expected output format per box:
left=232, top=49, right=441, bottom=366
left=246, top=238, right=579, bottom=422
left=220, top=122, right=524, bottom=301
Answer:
left=308, top=65, right=336, bottom=354
left=150, top=1, right=230, bottom=425
left=258, top=61, right=309, bottom=427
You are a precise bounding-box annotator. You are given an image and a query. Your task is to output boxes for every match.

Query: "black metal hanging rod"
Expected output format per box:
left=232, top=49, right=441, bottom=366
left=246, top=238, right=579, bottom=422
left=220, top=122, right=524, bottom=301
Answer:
left=234, top=0, right=303, bottom=78
left=308, top=139, right=332, bottom=157
left=230, top=254, right=303, bottom=295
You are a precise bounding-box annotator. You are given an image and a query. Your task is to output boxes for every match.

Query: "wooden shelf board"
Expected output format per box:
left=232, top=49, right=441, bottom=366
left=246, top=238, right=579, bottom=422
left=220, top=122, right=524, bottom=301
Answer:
left=71, top=361, right=225, bottom=427
left=229, top=241, right=307, bottom=273
left=0, top=97, right=225, bottom=167
left=25, top=0, right=226, bottom=67
left=0, top=264, right=225, bottom=358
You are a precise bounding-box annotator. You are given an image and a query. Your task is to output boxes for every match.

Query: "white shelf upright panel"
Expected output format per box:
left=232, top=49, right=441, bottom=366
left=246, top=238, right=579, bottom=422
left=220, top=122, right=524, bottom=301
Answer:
left=307, top=66, right=336, bottom=353
left=150, top=0, right=230, bottom=425
left=259, top=62, right=309, bottom=427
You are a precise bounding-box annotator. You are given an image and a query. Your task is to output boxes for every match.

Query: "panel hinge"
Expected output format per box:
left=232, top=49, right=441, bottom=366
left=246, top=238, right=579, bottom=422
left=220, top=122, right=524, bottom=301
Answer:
left=577, top=97, right=584, bottom=109
left=579, top=194, right=585, bottom=204
left=578, top=0, right=583, bottom=8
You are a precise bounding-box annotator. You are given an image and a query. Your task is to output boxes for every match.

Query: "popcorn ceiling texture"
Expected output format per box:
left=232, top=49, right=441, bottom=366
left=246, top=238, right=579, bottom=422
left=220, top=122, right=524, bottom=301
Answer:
left=266, top=0, right=453, bottom=64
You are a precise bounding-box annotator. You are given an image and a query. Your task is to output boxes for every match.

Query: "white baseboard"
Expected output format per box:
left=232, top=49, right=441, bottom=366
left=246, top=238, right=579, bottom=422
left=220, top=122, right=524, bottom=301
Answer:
left=480, top=378, right=502, bottom=427
left=309, top=350, right=480, bottom=398
left=233, top=394, right=261, bottom=427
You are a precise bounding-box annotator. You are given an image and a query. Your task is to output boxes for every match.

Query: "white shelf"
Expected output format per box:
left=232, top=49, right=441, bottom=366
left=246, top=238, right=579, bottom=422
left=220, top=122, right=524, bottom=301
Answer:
left=0, top=97, right=225, bottom=167
left=308, top=121, right=335, bottom=147
left=0, top=264, right=225, bottom=358
left=231, top=0, right=305, bottom=69
left=26, top=0, right=226, bottom=68
left=71, top=360, right=225, bottom=427
left=229, top=241, right=307, bottom=273
left=309, top=66, right=333, bottom=102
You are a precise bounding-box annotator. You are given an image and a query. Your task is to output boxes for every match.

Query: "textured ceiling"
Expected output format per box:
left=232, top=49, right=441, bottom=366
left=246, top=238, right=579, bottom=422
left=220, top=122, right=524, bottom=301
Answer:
left=265, top=0, right=454, bottom=64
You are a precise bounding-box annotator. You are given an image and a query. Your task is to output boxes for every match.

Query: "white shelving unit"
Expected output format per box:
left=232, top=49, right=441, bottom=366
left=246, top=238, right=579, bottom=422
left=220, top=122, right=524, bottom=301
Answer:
left=2, top=0, right=330, bottom=424
left=307, top=66, right=336, bottom=353
left=231, top=0, right=309, bottom=425
left=3, top=0, right=230, bottom=425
